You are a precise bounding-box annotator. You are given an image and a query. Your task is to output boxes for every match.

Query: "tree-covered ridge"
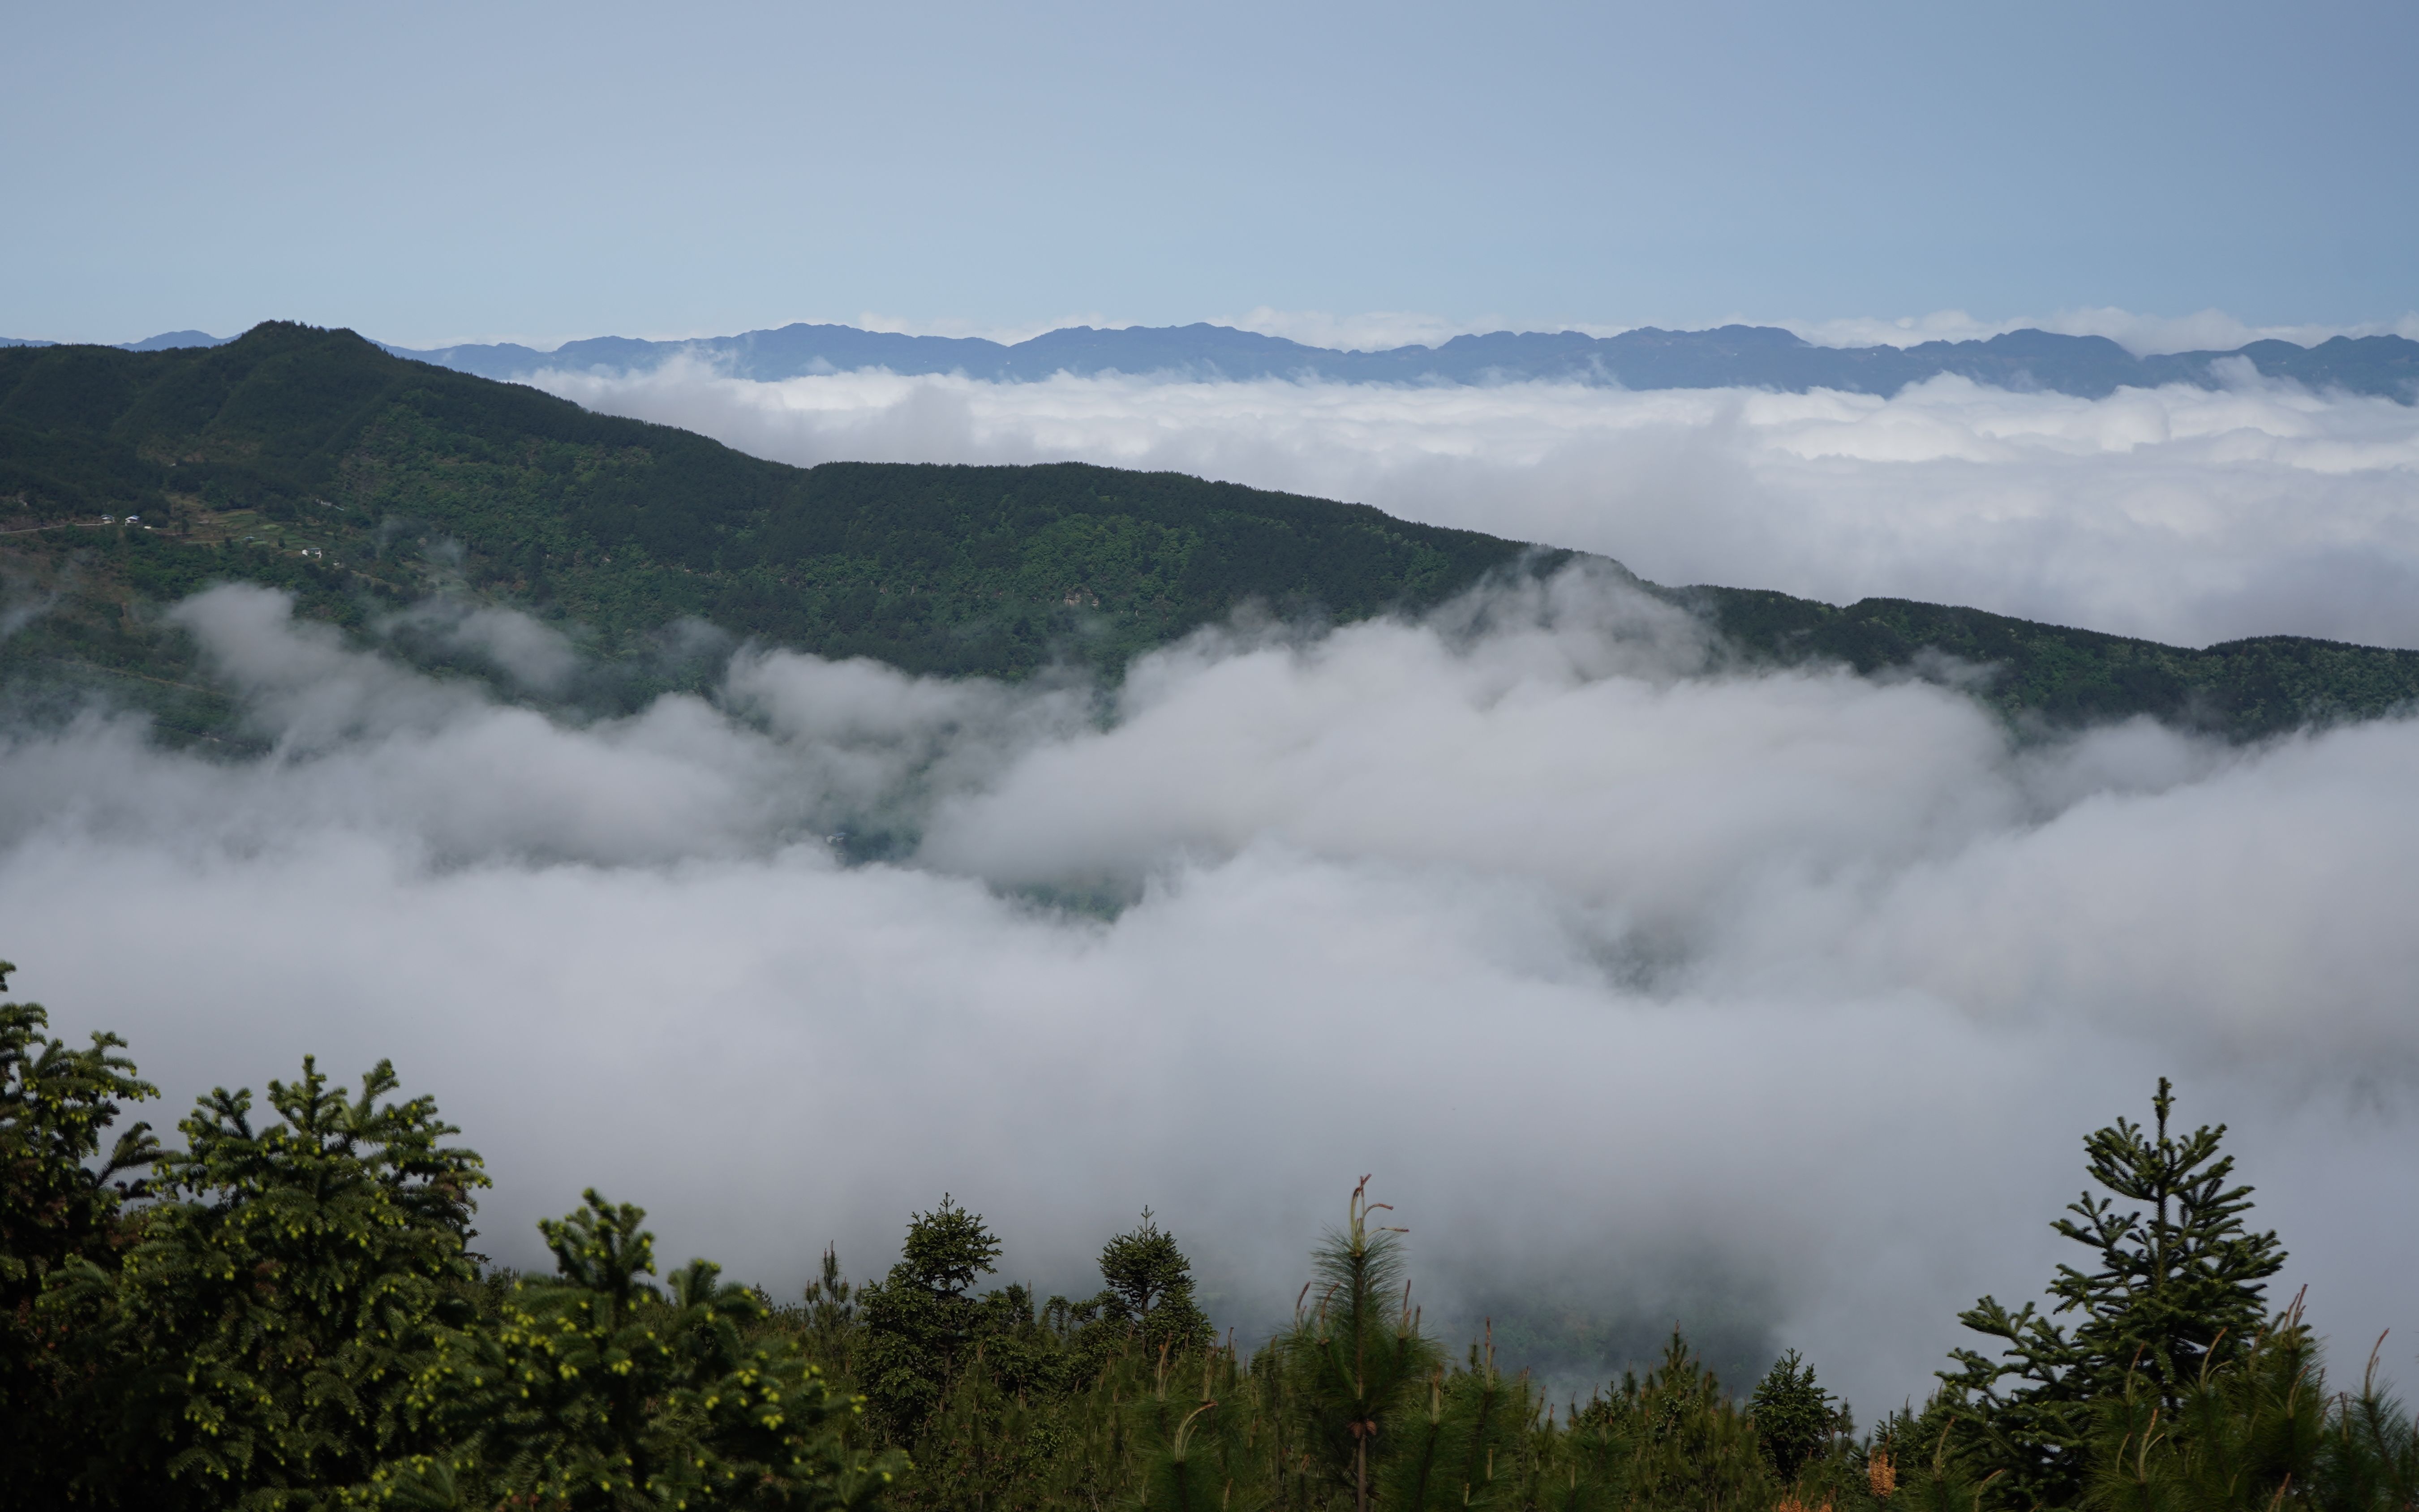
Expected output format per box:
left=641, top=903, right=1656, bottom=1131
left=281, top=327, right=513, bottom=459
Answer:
left=6, top=955, right=2418, bottom=1512
left=0, top=322, right=1527, bottom=691
left=1689, top=591, right=2419, bottom=738
left=4, top=322, right=2419, bottom=741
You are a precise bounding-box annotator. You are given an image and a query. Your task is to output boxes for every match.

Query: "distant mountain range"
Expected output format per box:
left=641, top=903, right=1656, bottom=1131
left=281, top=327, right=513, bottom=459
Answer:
left=9, top=322, right=2413, bottom=400
left=1, top=330, right=232, bottom=353
left=385, top=321, right=2419, bottom=402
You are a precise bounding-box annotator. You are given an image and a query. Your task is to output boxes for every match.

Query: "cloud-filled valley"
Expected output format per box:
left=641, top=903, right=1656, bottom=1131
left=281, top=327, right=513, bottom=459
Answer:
left=19, top=0, right=2419, bottom=1495
left=8, top=554, right=2419, bottom=1413
left=527, top=361, right=2419, bottom=653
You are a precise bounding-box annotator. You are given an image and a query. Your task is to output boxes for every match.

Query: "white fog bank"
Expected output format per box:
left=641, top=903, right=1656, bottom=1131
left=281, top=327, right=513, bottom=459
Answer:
left=6, top=575, right=2418, bottom=1414
left=526, top=362, right=2419, bottom=653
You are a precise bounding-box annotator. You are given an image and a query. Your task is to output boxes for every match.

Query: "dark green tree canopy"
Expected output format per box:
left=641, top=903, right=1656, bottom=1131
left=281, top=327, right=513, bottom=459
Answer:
left=896, top=1194, right=1001, bottom=1300
left=1100, top=1208, right=1188, bottom=1319
left=0, top=962, right=161, bottom=1508
left=43, top=1054, right=488, bottom=1510
left=13, top=953, right=2419, bottom=1512
left=1096, top=1208, right=1215, bottom=1357
left=0, top=960, right=159, bottom=1300
left=2048, top=1078, right=2284, bottom=1392
left=857, top=1194, right=1007, bottom=1433
left=392, top=1190, right=906, bottom=1512
left=1749, top=1349, right=1843, bottom=1482
left=1945, top=1077, right=2286, bottom=1509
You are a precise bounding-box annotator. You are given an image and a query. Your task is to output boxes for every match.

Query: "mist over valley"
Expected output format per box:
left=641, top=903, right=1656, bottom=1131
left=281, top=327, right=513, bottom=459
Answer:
left=5, top=326, right=2419, bottom=1423
left=13, top=4, right=2419, bottom=1503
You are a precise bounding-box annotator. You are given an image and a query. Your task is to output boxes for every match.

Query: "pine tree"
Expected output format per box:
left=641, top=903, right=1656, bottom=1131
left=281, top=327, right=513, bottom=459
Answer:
left=1380, top=1324, right=1533, bottom=1512
left=803, top=1243, right=861, bottom=1368
left=2321, top=1334, right=2419, bottom=1512
left=1945, top=1078, right=2286, bottom=1509
left=2069, top=1299, right=2419, bottom=1512
left=1131, top=1338, right=1245, bottom=1512
left=1279, top=1178, right=1445, bottom=1512
left=1622, top=1331, right=1772, bottom=1512
left=1882, top=1410, right=1995, bottom=1512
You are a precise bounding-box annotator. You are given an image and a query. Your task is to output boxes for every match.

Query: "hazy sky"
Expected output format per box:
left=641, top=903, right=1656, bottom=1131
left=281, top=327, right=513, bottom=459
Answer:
left=6, top=0, right=2416, bottom=346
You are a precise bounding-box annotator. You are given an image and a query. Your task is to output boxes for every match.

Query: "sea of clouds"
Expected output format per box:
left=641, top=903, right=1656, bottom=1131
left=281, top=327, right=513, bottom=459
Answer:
left=526, top=361, right=2419, bottom=652
left=8, top=547, right=2419, bottom=1411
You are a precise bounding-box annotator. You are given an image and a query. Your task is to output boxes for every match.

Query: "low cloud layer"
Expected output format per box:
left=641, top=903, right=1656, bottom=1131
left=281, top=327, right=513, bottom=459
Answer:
left=527, top=362, right=2419, bottom=652
left=7, top=576, right=2418, bottom=1413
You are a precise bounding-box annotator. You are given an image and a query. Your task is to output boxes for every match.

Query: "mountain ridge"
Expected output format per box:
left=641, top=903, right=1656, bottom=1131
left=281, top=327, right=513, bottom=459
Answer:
left=4, top=322, right=2416, bottom=747
left=1, top=330, right=233, bottom=352
left=390, top=319, right=2419, bottom=401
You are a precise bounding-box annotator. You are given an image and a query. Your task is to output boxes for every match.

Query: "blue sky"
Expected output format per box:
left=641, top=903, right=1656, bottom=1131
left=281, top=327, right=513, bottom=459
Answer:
left=5, top=0, right=2415, bottom=347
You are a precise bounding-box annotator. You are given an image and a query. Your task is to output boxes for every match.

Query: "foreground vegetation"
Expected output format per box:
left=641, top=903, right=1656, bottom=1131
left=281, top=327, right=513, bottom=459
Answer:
left=6, top=324, right=2419, bottom=740
left=6, top=956, right=2415, bottom=1512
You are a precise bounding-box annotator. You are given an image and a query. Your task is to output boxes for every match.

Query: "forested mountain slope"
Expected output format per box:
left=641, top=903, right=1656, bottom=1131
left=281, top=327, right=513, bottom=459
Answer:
left=4, top=322, right=2415, bottom=742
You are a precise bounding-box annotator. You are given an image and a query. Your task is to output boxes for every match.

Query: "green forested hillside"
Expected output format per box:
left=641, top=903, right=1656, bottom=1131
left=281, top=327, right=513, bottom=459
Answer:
left=1690, top=589, right=2419, bottom=737
left=0, top=323, right=1531, bottom=729
left=4, top=322, right=2416, bottom=741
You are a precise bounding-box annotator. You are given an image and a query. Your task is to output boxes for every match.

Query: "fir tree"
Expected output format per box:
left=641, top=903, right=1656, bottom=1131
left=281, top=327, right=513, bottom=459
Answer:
left=1749, top=1349, right=1842, bottom=1483
left=50, top=1055, right=487, bottom=1509
left=856, top=1194, right=1003, bottom=1435
left=1096, top=1208, right=1214, bottom=1358
left=391, top=1190, right=905, bottom=1511
left=0, top=961, right=159, bottom=1512
left=1945, top=1078, right=2286, bottom=1509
